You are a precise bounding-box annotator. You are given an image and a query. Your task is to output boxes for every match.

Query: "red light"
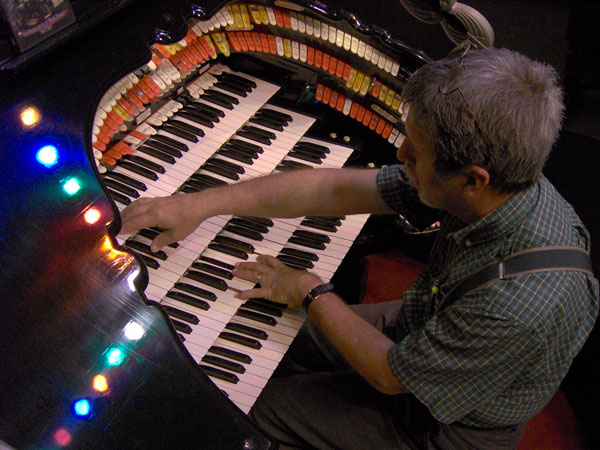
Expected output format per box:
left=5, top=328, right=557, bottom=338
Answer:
left=53, top=427, right=72, bottom=446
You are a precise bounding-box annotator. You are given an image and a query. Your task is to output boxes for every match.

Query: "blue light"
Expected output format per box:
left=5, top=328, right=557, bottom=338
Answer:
left=36, top=145, right=58, bottom=167
left=73, top=399, right=91, bottom=417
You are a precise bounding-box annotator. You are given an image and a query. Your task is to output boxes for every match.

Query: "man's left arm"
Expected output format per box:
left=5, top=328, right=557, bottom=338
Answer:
left=233, top=255, right=410, bottom=395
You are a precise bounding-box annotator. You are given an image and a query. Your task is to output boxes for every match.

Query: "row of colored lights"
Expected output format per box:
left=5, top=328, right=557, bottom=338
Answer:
left=54, top=320, right=147, bottom=447
left=19, top=105, right=146, bottom=446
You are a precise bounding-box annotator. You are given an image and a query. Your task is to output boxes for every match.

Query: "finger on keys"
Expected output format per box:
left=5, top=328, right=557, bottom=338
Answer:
left=232, top=261, right=265, bottom=281
left=234, top=287, right=269, bottom=300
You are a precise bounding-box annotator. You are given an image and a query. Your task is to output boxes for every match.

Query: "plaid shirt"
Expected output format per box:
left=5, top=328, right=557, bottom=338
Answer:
left=377, top=164, right=599, bottom=428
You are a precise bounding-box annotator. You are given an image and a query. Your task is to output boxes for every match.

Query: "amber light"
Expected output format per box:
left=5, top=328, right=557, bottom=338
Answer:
left=92, top=374, right=109, bottom=392
left=20, top=106, right=41, bottom=127
left=84, top=207, right=101, bottom=224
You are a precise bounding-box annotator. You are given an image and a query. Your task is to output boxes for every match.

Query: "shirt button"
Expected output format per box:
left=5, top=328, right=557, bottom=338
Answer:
left=465, top=240, right=472, bottom=247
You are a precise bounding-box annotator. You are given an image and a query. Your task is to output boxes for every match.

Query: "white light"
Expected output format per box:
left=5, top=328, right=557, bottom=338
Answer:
left=127, top=268, right=140, bottom=291
left=123, top=320, right=146, bottom=341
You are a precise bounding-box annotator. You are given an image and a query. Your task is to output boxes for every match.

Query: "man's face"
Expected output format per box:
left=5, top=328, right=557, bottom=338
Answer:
left=397, top=110, right=464, bottom=212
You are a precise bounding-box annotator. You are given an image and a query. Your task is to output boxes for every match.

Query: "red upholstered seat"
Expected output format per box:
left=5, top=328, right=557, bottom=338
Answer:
left=359, top=250, right=590, bottom=450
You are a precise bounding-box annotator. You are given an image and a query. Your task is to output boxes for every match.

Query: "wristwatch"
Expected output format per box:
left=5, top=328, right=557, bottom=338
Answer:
left=302, top=283, right=335, bottom=312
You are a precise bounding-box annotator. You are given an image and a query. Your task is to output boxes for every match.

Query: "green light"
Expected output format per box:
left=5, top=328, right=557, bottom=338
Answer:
left=107, top=348, right=125, bottom=366
left=62, top=177, right=81, bottom=195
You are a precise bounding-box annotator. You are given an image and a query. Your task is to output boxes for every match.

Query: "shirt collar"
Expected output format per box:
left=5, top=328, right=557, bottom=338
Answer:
left=447, top=181, right=540, bottom=246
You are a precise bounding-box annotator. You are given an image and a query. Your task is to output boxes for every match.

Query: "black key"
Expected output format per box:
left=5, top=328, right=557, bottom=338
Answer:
left=178, top=110, right=215, bottom=128
left=208, top=158, right=245, bottom=174
left=288, top=150, right=323, bottom=164
left=249, top=117, right=284, bottom=132
left=208, top=345, right=252, bottom=364
left=125, top=240, right=167, bottom=260
left=295, top=141, right=330, bottom=154
left=260, top=107, right=293, bottom=122
left=223, top=224, right=263, bottom=241
left=161, top=125, right=198, bottom=143
left=108, top=188, right=131, bottom=205
left=138, top=228, right=179, bottom=248
left=220, top=331, right=262, bottom=349
left=138, top=253, right=160, bottom=269
left=185, top=269, right=228, bottom=291
left=280, top=247, right=319, bottom=261
left=168, top=119, right=205, bottom=137
left=241, top=216, right=274, bottom=227
left=202, top=162, right=240, bottom=181
left=236, top=129, right=271, bottom=145
left=202, top=355, right=246, bottom=374
left=222, top=144, right=259, bottom=159
left=188, top=101, right=225, bottom=118
left=288, top=236, right=326, bottom=250
left=292, top=145, right=328, bottom=158
left=171, top=319, right=192, bottom=334
left=215, top=77, right=252, bottom=94
left=307, top=216, right=342, bottom=226
left=104, top=178, right=140, bottom=198
left=144, top=139, right=184, bottom=157
left=208, top=242, right=249, bottom=260
left=242, top=125, right=276, bottom=140
left=214, top=81, right=247, bottom=97
left=180, top=184, right=200, bottom=193
left=229, top=217, right=269, bottom=233
left=227, top=139, right=263, bottom=154
left=166, top=291, right=210, bottom=310
left=235, top=309, right=277, bottom=326
left=174, top=282, right=217, bottom=301
left=200, top=93, right=234, bottom=110
left=137, top=145, right=176, bottom=163
left=125, top=155, right=165, bottom=174
left=301, top=218, right=337, bottom=232
left=293, top=229, right=330, bottom=243
left=206, top=88, right=239, bottom=105
left=255, top=111, right=288, bottom=126
left=104, top=171, right=147, bottom=191
left=218, top=72, right=257, bottom=89
left=250, top=297, right=288, bottom=310
left=190, top=173, right=228, bottom=186
left=119, top=160, right=158, bottom=181
left=191, top=262, right=233, bottom=279
left=200, top=255, right=235, bottom=271
left=214, top=235, right=255, bottom=253
left=225, top=322, right=268, bottom=340
left=184, top=179, right=212, bottom=192
left=163, top=304, right=199, bottom=325
left=178, top=334, right=186, bottom=342
left=217, top=149, right=254, bottom=165
left=242, top=300, right=283, bottom=317
left=277, top=159, right=312, bottom=170
left=151, top=134, right=189, bottom=151
left=200, top=364, right=239, bottom=383
left=277, top=254, right=314, bottom=269
left=242, top=299, right=283, bottom=317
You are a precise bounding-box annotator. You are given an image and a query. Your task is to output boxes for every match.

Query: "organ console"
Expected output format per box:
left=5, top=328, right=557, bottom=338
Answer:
left=0, top=0, right=436, bottom=448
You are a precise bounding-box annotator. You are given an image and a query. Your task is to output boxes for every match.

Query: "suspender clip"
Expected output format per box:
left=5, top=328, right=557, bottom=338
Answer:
left=498, top=261, right=506, bottom=280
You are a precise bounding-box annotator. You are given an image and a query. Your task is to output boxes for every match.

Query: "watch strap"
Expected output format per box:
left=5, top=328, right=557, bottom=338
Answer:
left=302, top=282, right=334, bottom=312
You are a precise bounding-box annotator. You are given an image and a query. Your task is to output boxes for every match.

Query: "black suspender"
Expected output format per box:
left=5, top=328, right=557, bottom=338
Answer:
left=435, top=247, right=594, bottom=313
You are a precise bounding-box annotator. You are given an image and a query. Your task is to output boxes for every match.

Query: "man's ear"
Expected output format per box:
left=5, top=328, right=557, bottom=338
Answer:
left=463, top=165, right=490, bottom=193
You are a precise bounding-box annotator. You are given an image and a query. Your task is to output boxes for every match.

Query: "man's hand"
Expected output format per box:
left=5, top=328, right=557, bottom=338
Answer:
left=120, top=195, right=204, bottom=252
left=233, top=255, right=323, bottom=308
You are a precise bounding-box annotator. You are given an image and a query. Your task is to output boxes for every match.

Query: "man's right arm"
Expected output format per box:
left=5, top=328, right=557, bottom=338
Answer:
left=120, top=168, right=395, bottom=251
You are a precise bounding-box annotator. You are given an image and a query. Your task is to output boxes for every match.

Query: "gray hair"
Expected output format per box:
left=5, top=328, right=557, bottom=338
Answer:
left=402, top=47, right=565, bottom=193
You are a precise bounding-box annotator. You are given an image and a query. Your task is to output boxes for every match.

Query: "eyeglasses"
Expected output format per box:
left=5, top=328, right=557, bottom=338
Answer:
left=438, top=41, right=491, bottom=148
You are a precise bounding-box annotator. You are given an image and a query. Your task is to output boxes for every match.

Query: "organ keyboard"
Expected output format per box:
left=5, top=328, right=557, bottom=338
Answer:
left=0, top=0, right=432, bottom=447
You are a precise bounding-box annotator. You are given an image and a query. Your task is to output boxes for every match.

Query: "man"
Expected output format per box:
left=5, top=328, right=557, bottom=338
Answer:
left=121, top=47, right=598, bottom=449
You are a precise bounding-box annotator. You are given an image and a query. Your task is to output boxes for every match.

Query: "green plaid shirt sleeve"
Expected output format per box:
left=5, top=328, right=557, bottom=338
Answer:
left=383, top=175, right=599, bottom=427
